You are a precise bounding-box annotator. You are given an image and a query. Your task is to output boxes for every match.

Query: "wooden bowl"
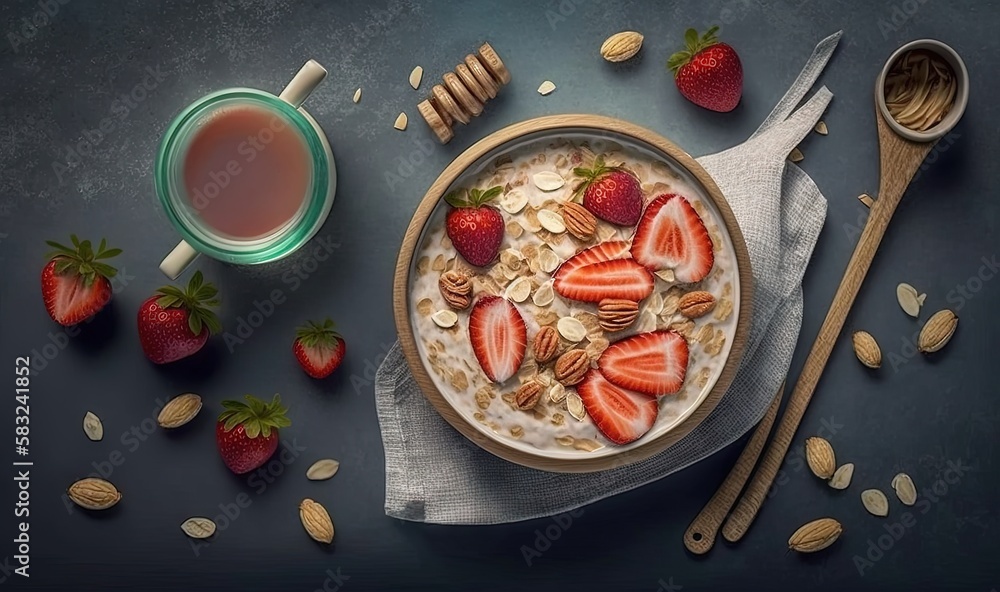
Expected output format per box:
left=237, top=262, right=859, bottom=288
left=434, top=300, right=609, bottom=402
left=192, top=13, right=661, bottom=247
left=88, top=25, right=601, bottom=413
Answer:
left=393, top=114, right=752, bottom=472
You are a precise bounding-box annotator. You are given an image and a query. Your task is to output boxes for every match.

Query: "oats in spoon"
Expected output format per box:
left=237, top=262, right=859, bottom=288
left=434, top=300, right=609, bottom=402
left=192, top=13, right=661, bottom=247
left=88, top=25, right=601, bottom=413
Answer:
left=884, top=49, right=957, bottom=132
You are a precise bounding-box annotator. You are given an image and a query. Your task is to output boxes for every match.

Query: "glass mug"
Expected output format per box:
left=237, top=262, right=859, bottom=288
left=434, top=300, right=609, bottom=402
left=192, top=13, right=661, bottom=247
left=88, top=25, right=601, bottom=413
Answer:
left=155, top=60, right=336, bottom=279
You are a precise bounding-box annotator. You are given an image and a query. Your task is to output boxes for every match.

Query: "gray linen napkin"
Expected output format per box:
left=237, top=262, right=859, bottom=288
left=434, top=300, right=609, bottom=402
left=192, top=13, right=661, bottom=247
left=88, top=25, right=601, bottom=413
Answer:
left=375, top=32, right=843, bottom=524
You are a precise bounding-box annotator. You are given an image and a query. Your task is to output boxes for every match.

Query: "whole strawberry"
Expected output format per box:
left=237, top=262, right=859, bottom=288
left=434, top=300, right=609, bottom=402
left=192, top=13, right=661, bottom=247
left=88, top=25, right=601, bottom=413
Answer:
left=216, top=394, right=291, bottom=474
left=293, top=318, right=346, bottom=379
left=137, top=270, right=221, bottom=364
left=41, top=235, right=122, bottom=326
left=445, top=186, right=504, bottom=267
left=573, top=157, right=643, bottom=226
left=668, top=26, right=743, bottom=112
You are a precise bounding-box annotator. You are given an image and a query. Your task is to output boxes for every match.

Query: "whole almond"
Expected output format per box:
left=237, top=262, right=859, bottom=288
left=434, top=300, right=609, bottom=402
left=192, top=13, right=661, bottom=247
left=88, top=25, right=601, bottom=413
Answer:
left=597, top=298, right=639, bottom=332
left=514, top=381, right=543, bottom=410
left=67, top=477, right=121, bottom=510
left=600, top=31, right=644, bottom=63
left=554, top=349, right=589, bottom=386
left=533, top=326, right=559, bottom=364
left=562, top=202, right=597, bottom=240
left=157, top=393, right=203, bottom=428
left=299, top=498, right=334, bottom=544
left=851, top=330, right=881, bottom=369
left=918, top=309, right=958, bottom=353
left=805, top=437, right=836, bottom=479
left=438, top=270, right=473, bottom=310
left=788, top=518, right=842, bottom=553
left=678, top=291, right=716, bottom=319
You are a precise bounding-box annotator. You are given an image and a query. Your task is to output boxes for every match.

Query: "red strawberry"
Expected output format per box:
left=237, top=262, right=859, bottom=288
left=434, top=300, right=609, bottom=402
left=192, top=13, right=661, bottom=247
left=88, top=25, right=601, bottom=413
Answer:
left=553, top=258, right=654, bottom=303
left=668, top=26, right=743, bottom=112
left=137, top=271, right=222, bottom=364
left=293, top=318, right=346, bottom=378
left=630, top=193, right=714, bottom=283
left=553, top=240, right=632, bottom=282
left=573, top=157, right=643, bottom=226
left=468, top=295, right=527, bottom=383
left=41, top=235, right=122, bottom=326
left=599, top=331, right=689, bottom=396
left=577, top=369, right=658, bottom=445
left=216, top=394, right=291, bottom=474
left=445, top=185, right=505, bottom=267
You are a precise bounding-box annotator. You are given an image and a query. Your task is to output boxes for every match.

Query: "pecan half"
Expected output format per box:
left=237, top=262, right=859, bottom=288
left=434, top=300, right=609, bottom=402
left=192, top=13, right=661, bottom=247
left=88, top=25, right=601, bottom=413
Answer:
left=533, top=326, right=559, bottom=363
left=514, top=381, right=543, bottom=410
left=597, top=298, right=639, bottom=331
left=554, top=349, right=589, bottom=386
left=438, top=270, right=473, bottom=310
left=678, top=290, right=716, bottom=318
left=562, top=202, right=598, bottom=240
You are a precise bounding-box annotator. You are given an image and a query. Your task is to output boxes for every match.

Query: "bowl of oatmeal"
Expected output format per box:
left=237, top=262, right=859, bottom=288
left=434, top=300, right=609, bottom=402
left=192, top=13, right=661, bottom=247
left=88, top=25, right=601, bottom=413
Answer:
left=393, top=115, right=752, bottom=472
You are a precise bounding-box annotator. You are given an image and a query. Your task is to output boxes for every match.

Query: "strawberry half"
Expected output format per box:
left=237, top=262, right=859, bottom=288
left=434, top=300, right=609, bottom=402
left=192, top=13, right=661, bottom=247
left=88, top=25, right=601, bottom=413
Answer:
left=573, top=157, right=643, bottom=226
left=598, top=331, right=689, bottom=396
left=41, top=235, right=122, bottom=326
left=577, top=369, right=658, bottom=445
left=553, top=258, right=654, bottom=303
left=630, top=193, right=714, bottom=283
left=553, top=240, right=632, bottom=283
left=668, top=26, right=743, bottom=112
left=445, top=185, right=505, bottom=267
left=216, top=394, right=291, bottom=474
left=293, top=318, right=346, bottom=379
left=468, top=295, right=527, bottom=383
left=137, top=271, right=222, bottom=364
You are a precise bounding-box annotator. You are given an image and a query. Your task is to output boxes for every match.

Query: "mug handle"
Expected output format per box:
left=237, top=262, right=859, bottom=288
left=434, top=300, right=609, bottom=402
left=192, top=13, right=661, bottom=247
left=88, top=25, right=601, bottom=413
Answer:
left=160, top=240, right=199, bottom=280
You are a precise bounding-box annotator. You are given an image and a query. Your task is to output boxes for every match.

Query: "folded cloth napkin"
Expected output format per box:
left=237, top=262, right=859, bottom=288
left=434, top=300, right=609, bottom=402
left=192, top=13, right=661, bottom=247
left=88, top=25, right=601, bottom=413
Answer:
left=375, top=32, right=843, bottom=524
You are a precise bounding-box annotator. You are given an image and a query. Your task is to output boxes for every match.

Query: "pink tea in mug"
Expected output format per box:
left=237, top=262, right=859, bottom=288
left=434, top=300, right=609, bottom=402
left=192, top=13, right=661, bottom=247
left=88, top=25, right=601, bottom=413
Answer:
left=182, top=105, right=311, bottom=239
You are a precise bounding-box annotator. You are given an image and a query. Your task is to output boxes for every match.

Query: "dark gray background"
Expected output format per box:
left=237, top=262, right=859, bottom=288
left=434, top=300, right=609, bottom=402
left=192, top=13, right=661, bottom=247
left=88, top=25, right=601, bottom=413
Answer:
left=1, top=1, right=997, bottom=590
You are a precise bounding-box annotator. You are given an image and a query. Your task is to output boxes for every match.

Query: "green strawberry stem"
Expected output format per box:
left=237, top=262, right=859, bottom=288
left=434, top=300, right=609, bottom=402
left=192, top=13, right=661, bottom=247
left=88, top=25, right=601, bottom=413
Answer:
left=571, top=156, right=634, bottom=201
left=296, top=318, right=341, bottom=350
left=667, top=26, right=720, bottom=76
left=444, top=185, right=502, bottom=208
left=154, top=270, right=222, bottom=336
left=45, top=234, right=122, bottom=287
left=218, top=394, right=291, bottom=439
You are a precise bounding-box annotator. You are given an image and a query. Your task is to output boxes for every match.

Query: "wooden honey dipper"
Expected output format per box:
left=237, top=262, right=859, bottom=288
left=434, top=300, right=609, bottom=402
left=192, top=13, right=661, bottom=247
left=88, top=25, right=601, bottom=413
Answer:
left=417, top=42, right=511, bottom=144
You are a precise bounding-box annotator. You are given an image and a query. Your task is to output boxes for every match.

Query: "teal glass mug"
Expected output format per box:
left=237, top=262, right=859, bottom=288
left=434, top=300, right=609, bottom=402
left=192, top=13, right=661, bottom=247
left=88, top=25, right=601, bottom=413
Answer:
left=155, top=60, right=336, bottom=279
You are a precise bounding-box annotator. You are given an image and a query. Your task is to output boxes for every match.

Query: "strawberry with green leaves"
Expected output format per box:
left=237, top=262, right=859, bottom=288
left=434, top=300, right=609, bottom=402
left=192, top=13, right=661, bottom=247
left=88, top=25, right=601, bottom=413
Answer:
left=137, top=270, right=222, bottom=364
left=293, top=318, right=346, bottom=378
left=445, top=185, right=505, bottom=267
left=216, top=394, right=291, bottom=474
left=573, top=157, right=643, bottom=227
left=668, top=26, right=743, bottom=112
left=41, top=235, right=122, bottom=326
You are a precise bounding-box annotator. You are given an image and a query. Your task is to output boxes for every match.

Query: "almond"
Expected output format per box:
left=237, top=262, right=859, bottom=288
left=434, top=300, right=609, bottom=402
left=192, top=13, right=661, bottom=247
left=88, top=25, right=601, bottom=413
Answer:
left=554, top=349, right=589, bottom=386
left=918, top=309, right=958, bottom=353
left=851, top=330, right=881, bottom=369
left=180, top=517, right=217, bottom=539
left=597, top=298, right=639, bottom=332
left=562, top=202, right=597, bottom=240
left=805, top=437, right=836, bottom=479
left=861, top=488, right=889, bottom=517
left=891, top=473, right=917, bottom=506
left=157, top=393, right=203, bottom=429
left=439, top=270, right=473, bottom=310
left=67, top=477, right=121, bottom=511
left=299, top=498, right=334, bottom=544
left=678, top=291, right=716, bottom=318
left=533, top=326, right=559, bottom=363
left=828, top=463, right=854, bottom=490
left=514, top=381, right=543, bottom=410
left=600, top=31, right=644, bottom=63
left=788, top=518, right=842, bottom=553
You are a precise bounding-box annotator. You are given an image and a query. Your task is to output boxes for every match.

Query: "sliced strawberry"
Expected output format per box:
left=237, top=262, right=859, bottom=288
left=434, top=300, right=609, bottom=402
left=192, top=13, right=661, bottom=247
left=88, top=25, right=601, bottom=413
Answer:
left=553, top=258, right=654, bottom=303
left=599, top=331, right=689, bottom=396
left=553, top=240, right=631, bottom=282
left=630, top=193, right=714, bottom=283
left=469, top=295, right=527, bottom=383
left=577, top=369, right=658, bottom=445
